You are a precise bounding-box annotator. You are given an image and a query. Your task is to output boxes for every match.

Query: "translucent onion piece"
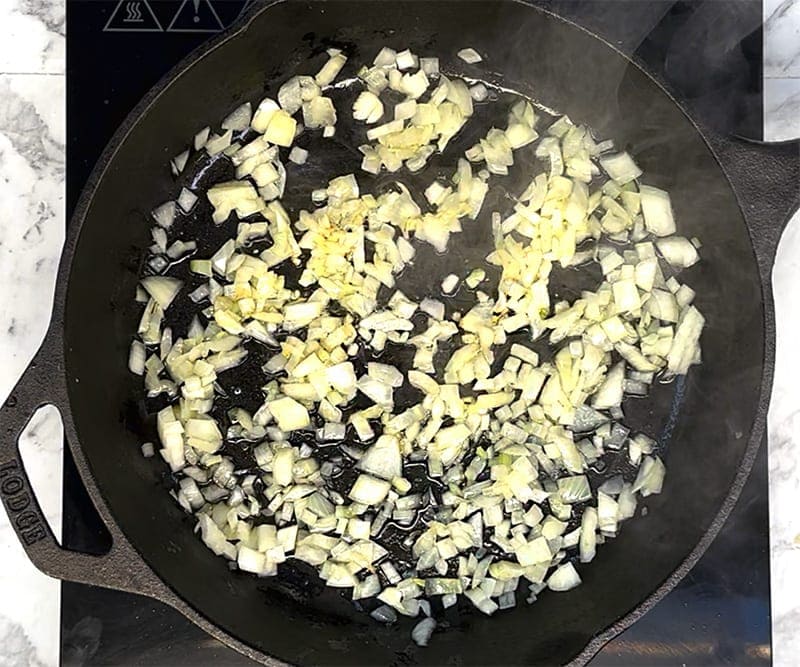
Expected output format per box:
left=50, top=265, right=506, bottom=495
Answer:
left=457, top=48, right=483, bottom=64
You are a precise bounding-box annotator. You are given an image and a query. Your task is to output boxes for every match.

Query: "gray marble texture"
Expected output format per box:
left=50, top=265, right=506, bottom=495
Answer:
left=765, top=0, right=800, bottom=140
left=0, top=1, right=797, bottom=666
left=0, top=0, right=66, bottom=665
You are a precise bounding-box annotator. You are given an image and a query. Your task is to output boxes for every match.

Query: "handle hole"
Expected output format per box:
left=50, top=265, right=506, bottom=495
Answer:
left=18, top=405, right=64, bottom=546
left=62, top=445, right=112, bottom=555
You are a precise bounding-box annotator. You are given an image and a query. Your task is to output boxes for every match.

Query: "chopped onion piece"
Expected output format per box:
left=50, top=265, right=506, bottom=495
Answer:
left=557, top=475, right=592, bottom=504
left=171, top=149, right=189, bottom=176
left=273, top=447, right=295, bottom=486
left=470, top=83, right=488, bottom=102
left=367, top=362, right=404, bottom=387
left=371, top=605, right=397, bottom=623
left=441, top=274, right=459, bottom=294
left=205, top=130, right=233, bottom=155
left=278, top=76, right=320, bottom=115
left=547, top=562, right=581, bottom=591
left=316, top=51, right=347, bottom=87
left=579, top=507, right=598, bottom=563
left=269, top=397, right=310, bottom=432
left=667, top=306, right=704, bottom=375
left=353, top=91, right=384, bottom=124
left=592, top=362, right=625, bottom=410
left=166, top=240, right=197, bottom=260
left=395, top=49, right=418, bottom=70
left=633, top=456, right=666, bottom=496
left=655, top=236, right=700, bottom=268
left=194, top=126, right=210, bottom=150
left=640, top=185, right=676, bottom=237
left=457, top=47, right=483, bottom=64
left=303, top=96, right=337, bottom=129
left=177, top=188, right=198, bottom=213
left=190, top=259, right=212, bottom=277
left=358, top=435, right=402, bottom=481
left=264, top=110, right=298, bottom=147
left=394, top=99, right=417, bottom=121
left=141, top=276, right=182, bottom=310
left=151, top=201, right=176, bottom=229
left=349, top=474, right=391, bottom=506
left=420, top=57, right=440, bottom=77
left=251, top=97, right=280, bottom=133
left=465, top=268, right=486, bottom=289
left=412, top=618, right=436, bottom=647
left=289, top=147, right=309, bottom=165
left=599, top=152, right=642, bottom=184
left=371, top=47, right=396, bottom=68
left=221, top=102, right=253, bottom=131
left=128, top=340, right=146, bottom=375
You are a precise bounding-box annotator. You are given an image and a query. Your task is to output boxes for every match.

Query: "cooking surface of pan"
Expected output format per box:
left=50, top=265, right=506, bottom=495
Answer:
left=2, top=2, right=797, bottom=665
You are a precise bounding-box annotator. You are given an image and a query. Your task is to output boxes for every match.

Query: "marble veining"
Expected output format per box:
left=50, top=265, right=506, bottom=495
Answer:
left=764, top=0, right=800, bottom=141
left=0, top=74, right=66, bottom=400
left=0, top=1, right=797, bottom=667
left=0, top=3, right=66, bottom=658
left=765, top=78, right=800, bottom=142
left=765, top=0, right=800, bottom=77
left=0, top=0, right=64, bottom=74
left=770, top=207, right=800, bottom=667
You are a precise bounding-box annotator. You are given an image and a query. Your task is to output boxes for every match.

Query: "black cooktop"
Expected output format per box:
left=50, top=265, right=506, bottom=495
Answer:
left=61, top=1, right=770, bottom=664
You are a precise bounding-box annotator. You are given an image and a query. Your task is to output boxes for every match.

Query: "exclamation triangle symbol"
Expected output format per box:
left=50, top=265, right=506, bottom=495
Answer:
left=167, top=0, right=225, bottom=33
left=104, top=0, right=163, bottom=32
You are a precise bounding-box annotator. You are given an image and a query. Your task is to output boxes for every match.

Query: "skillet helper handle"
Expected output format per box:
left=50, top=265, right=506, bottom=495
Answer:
left=0, top=332, right=154, bottom=596
left=711, top=136, right=800, bottom=275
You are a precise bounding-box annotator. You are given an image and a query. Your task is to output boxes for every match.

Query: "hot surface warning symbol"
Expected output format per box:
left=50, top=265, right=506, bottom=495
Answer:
left=167, top=0, right=225, bottom=33
left=104, top=0, right=163, bottom=32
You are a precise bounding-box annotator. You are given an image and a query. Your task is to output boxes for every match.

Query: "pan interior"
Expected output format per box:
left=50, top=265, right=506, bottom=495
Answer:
left=63, top=2, right=764, bottom=665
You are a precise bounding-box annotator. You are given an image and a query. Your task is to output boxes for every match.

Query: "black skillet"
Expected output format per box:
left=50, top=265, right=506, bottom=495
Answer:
left=1, top=1, right=798, bottom=665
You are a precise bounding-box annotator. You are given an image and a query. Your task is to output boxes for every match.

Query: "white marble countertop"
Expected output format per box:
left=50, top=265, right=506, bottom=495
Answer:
left=0, top=1, right=798, bottom=665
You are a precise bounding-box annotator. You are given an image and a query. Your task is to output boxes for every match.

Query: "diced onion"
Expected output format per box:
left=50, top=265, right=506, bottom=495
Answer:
left=316, top=51, right=347, bottom=87
left=177, top=188, right=198, bottom=213
left=221, top=102, right=253, bottom=131
left=441, top=274, right=459, bottom=294
left=269, top=397, right=310, bottom=432
left=599, top=152, right=642, bottom=184
left=640, top=185, right=676, bottom=237
left=194, top=127, right=210, bottom=150
left=264, top=110, right=298, bottom=147
left=289, top=147, right=309, bottom=165
left=151, top=202, right=176, bottom=229
left=141, top=276, right=182, bottom=310
left=128, top=340, right=146, bottom=375
left=357, top=435, right=402, bottom=480
left=547, top=563, right=581, bottom=591
left=251, top=97, right=280, bottom=133
left=135, top=43, right=704, bottom=645
left=349, top=474, right=391, bottom=506
left=412, top=618, right=436, bottom=646
left=655, top=236, right=700, bottom=268
left=457, top=48, right=483, bottom=64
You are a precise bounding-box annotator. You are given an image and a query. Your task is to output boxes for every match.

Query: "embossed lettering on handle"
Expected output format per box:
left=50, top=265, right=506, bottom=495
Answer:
left=0, top=460, right=48, bottom=546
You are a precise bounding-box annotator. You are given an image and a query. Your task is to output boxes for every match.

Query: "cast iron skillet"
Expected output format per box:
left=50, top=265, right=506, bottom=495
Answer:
left=1, top=1, right=798, bottom=665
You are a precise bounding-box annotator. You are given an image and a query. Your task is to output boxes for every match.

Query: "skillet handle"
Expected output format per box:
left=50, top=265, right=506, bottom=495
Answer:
left=709, top=135, right=800, bottom=277
left=0, top=330, right=159, bottom=596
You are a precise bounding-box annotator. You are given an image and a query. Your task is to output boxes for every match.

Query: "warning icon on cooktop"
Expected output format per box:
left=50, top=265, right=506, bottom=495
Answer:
left=167, top=0, right=225, bottom=33
left=104, top=0, right=163, bottom=32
